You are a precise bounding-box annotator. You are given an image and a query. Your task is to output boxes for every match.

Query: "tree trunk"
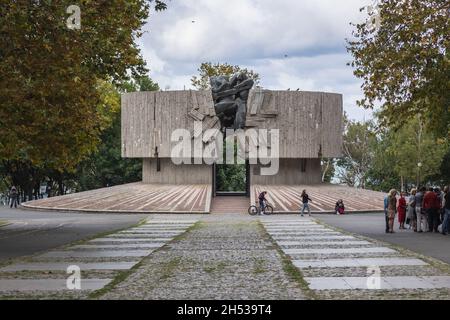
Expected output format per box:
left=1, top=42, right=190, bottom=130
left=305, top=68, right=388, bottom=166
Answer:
left=321, top=159, right=331, bottom=183
left=58, top=179, right=64, bottom=196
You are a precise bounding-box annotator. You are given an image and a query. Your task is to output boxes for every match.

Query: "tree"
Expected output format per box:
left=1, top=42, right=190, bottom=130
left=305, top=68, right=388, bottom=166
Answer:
left=432, top=147, right=450, bottom=186
left=216, top=164, right=247, bottom=192
left=347, top=0, right=450, bottom=138
left=321, top=158, right=336, bottom=183
left=75, top=76, right=159, bottom=191
left=366, top=131, right=401, bottom=192
left=336, top=115, right=377, bottom=188
left=382, top=116, right=448, bottom=190
left=191, top=62, right=260, bottom=90
left=0, top=1, right=166, bottom=197
left=365, top=116, right=448, bottom=192
left=119, top=75, right=160, bottom=93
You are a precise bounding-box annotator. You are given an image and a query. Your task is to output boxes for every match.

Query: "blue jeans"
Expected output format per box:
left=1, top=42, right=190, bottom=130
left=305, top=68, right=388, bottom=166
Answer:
left=259, top=200, right=265, bottom=214
left=442, top=209, right=450, bottom=234
left=10, top=198, right=18, bottom=208
left=301, top=203, right=310, bottom=215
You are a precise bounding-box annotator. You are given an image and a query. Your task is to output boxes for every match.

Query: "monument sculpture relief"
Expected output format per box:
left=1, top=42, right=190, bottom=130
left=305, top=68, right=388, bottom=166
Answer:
left=210, top=73, right=254, bottom=130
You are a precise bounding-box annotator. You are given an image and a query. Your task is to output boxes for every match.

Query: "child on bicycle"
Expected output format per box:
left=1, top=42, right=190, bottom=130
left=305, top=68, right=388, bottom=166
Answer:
left=258, top=191, right=268, bottom=215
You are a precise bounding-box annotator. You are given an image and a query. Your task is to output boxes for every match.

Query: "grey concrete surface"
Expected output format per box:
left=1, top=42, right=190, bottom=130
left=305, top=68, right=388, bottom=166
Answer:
left=317, top=213, right=450, bottom=264
left=0, top=206, right=145, bottom=261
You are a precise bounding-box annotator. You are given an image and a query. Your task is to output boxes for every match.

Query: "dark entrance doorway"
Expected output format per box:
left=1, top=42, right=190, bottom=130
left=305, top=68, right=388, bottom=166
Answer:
left=213, top=161, right=250, bottom=197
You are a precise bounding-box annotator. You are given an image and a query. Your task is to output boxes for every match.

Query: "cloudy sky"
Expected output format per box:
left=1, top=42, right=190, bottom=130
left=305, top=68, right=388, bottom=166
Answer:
left=138, top=0, right=376, bottom=121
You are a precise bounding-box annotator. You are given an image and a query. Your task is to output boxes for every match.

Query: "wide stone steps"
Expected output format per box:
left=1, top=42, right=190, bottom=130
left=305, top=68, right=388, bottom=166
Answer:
left=0, top=219, right=197, bottom=296
left=210, top=196, right=250, bottom=214
left=261, top=217, right=450, bottom=296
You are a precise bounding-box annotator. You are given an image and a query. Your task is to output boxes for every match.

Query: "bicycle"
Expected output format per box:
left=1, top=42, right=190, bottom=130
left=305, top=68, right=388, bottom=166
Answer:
left=248, top=202, right=274, bottom=216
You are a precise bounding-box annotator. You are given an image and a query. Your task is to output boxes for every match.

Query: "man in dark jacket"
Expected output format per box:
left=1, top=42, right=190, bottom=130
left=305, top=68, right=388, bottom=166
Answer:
left=258, top=191, right=268, bottom=215
left=300, top=190, right=312, bottom=217
left=9, top=186, right=19, bottom=208
left=423, top=188, right=440, bottom=232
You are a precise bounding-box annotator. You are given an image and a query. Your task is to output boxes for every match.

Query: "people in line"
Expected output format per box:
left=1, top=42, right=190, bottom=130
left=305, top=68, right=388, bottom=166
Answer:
left=300, top=190, right=312, bottom=217
left=397, top=192, right=407, bottom=229
left=335, top=199, right=345, bottom=215
left=385, top=185, right=449, bottom=236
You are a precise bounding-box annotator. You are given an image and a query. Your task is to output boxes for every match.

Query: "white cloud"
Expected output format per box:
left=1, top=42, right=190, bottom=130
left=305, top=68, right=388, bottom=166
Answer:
left=139, top=0, right=375, bottom=121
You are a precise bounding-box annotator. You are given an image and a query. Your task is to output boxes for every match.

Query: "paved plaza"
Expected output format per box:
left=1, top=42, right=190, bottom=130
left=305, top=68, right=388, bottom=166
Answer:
left=0, top=207, right=449, bottom=300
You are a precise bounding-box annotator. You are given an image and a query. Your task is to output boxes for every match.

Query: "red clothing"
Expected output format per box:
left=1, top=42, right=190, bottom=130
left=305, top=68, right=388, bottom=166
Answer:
left=397, top=196, right=407, bottom=223
left=423, top=192, right=440, bottom=209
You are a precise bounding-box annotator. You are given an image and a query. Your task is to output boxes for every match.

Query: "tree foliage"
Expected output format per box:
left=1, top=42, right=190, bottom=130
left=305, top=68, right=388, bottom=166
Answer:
left=347, top=0, right=450, bottom=138
left=75, top=75, right=159, bottom=191
left=216, top=164, right=247, bottom=192
left=336, top=115, right=377, bottom=188
left=0, top=1, right=166, bottom=197
left=365, top=131, right=402, bottom=192
left=384, top=116, right=448, bottom=187
left=321, top=158, right=336, bottom=183
left=191, top=62, right=260, bottom=90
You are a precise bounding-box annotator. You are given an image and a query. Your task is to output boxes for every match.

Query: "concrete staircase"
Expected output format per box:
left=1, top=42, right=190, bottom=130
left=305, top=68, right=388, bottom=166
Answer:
left=210, top=196, right=250, bottom=214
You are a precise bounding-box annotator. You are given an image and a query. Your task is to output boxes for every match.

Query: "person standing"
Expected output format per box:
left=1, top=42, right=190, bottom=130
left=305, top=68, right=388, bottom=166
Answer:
left=407, top=189, right=417, bottom=231
left=397, top=192, right=407, bottom=230
left=384, top=194, right=390, bottom=233
left=9, top=186, right=19, bottom=209
left=415, top=187, right=427, bottom=233
left=387, top=189, right=397, bottom=233
left=440, top=187, right=446, bottom=226
left=258, top=191, right=268, bottom=215
left=423, top=187, right=439, bottom=232
left=300, top=190, right=312, bottom=217
left=442, top=186, right=450, bottom=235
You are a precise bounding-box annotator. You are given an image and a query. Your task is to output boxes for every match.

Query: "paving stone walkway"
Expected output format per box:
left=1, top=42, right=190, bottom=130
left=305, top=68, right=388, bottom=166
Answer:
left=100, top=215, right=306, bottom=300
left=261, top=217, right=450, bottom=300
left=0, top=219, right=197, bottom=299
left=1, top=214, right=449, bottom=300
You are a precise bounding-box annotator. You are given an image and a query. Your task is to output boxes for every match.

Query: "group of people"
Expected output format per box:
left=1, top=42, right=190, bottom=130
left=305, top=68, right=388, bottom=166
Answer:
left=384, top=186, right=450, bottom=235
left=258, top=189, right=346, bottom=216
left=299, top=190, right=345, bottom=216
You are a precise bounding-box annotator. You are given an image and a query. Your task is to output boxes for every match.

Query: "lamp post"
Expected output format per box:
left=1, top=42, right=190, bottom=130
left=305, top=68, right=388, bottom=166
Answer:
left=417, top=162, right=423, bottom=187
